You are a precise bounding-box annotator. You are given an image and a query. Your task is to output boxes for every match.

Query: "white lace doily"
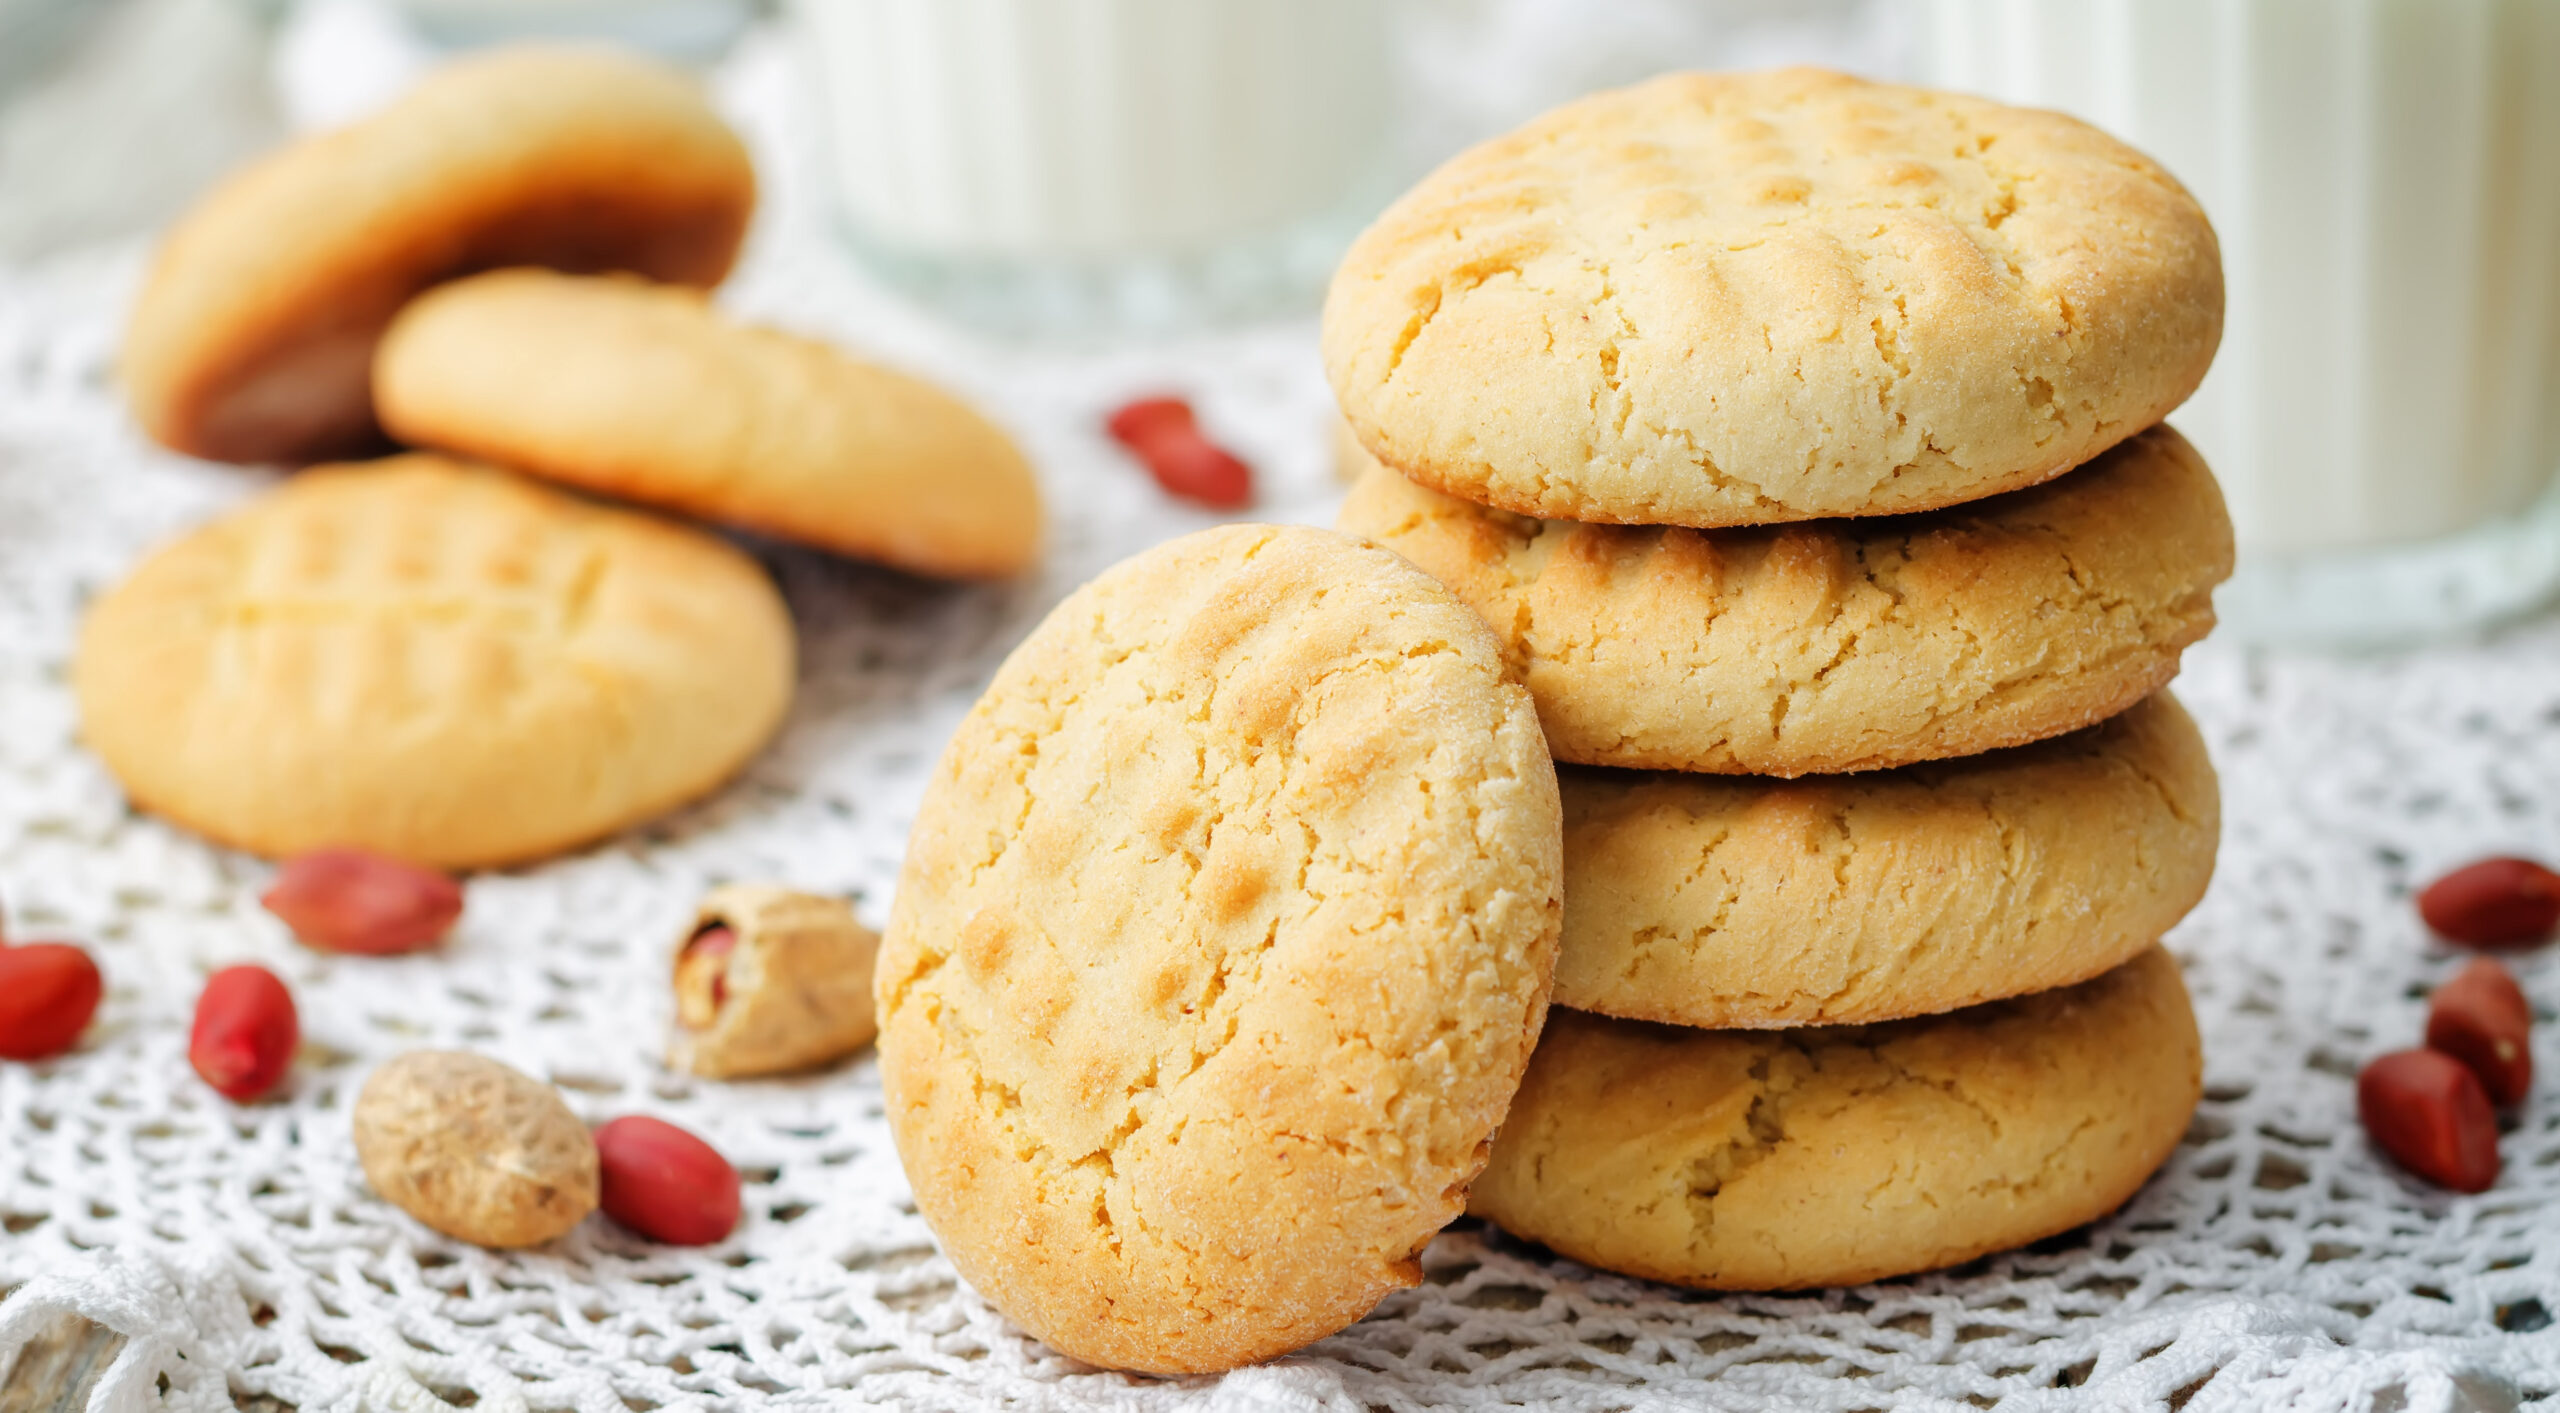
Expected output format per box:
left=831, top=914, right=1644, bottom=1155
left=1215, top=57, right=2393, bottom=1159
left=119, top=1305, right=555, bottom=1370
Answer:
left=3, top=16, right=2558, bottom=1413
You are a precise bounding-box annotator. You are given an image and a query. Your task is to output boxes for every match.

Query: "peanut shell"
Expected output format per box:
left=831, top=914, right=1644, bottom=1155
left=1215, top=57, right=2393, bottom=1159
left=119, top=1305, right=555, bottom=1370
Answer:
left=669, top=885, right=879, bottom=1079
left=354, top=1051, right=598, bottom=1247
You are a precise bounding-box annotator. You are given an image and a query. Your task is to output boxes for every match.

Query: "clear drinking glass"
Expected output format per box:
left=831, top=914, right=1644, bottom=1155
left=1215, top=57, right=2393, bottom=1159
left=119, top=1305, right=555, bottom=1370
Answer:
left=787, top=0, right=1398, bottom=336
left=395, top=0, right=754, bottom=60
left=1926, top=0, right=2560, bottom=646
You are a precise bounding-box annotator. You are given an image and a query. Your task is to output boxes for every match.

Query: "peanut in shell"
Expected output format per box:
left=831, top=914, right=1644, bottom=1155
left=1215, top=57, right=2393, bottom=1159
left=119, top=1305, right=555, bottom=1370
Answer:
left=354, top=1050, right=598, bottom=1248
left=669, top=885, right=880, bottom=1079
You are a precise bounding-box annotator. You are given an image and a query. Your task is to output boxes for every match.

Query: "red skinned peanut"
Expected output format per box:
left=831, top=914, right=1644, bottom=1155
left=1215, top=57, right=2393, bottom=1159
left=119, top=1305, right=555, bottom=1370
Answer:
left=672, top=924, right=736, bottom=1030
left=2358, top=1048, right=2500, bottom=1192
left=0, top=942, right=102, bottom=1061
left=2425, top=958, right=2534, bottom=1107
left=595, top=1116, right=741, bottom=1246
left=262, top=849, right=463, bottom=955
left=2418, top=856, right=2560, bottom=949
left=1105, top=395, right=1253, bottom=510
left=190, top=965, right=299, bottom=1101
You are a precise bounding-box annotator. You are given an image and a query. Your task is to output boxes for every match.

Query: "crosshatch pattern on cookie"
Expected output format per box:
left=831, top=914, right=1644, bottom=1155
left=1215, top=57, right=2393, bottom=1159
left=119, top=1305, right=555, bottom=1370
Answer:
left=1471, top=946, right=2202, bottom=1292
left=1340, top=424, right=2233, bottom=775
left=878, top=525, right=1563, bottom=1374
left=73, top=457, right=794, bottom=867
left=1324, top=67, right=2223, bottom=528
left=1554, top=691, right=2219, bottom=1029
left=376, top=270, right=1044, bottom=581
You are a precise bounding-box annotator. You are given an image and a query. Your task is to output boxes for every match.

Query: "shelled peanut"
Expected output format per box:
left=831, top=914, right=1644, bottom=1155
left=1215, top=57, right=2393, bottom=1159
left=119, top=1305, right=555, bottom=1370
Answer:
left=191, top=965, right=298, bottom=1101
left=596, top=1116, right=741, bottom=1246
left=0, top=938, right=101, bottom=1062
left=263, top=849, right=463, bottom=955
left=2360, top=854, right=2550, bottom=1193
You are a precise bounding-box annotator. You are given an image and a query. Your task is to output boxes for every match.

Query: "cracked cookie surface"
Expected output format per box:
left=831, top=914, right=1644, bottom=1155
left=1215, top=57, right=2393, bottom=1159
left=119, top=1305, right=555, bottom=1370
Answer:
left=75, top=455, right=794, bottom=867
left=877, top=525, right=1563, bottom=1374
left=1470, top=945, right=2200, bottom=1291
left=1557, top=693, right=2216, bottom=1029
left=1338, top=424, right=2231, bottom=775
left=1323, top=67, right=2221, bottom=527
left=377, top=270, right=1042, bottom=580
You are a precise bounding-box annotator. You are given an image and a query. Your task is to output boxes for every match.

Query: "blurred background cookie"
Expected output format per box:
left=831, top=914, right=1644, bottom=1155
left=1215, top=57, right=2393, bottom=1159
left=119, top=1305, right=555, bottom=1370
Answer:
left=1339, top=425, right=2232, bottom=775
left=121, top=45, right=754, bottom=464
left=1323, top=67, right=2222, bottom=529
left=1555, top=692, right=2218, bottom=1029
left=75, top=454, right=794, bottom=867
left=1470, top=946, right=2202, bottom=1291
left=376, top=269, right=1044, bottom=580
left=877, top=524, right=1562, bottom=1374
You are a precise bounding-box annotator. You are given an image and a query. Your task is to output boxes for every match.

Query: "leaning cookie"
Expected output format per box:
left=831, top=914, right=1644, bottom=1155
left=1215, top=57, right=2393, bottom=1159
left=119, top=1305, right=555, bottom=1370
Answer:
left=1338, top=425, right=2232, bottom=775
left=878, top=525, right=1562, bottom=1375
left=1557, top=693, right=2217, bottom=1029
left=123, top=47, right=754, bottom=465
left=75, top=455, right=794, bottom=868
left=376, top=270, right=1042, bottom=580
left=1470, top=946, right=2201, bottom=1291
left=1325, top=67, right=2221, bottom=527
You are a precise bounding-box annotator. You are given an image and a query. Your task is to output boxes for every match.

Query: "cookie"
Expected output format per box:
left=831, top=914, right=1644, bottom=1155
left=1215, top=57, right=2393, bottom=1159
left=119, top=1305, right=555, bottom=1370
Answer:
left=1337, top=424, right=2231, bottom=775
left=1556, top=693, right=2216, bottom=1029
left=376, top=270, right=1042, bottom=580
left=1323, top=67, right=2221, bottom=527
left=123, top=47, right=754, bottom=466
left=1470, top=945, right=2200, bottom=1291
left=75, top=455, right=794, bottom=868
left=877, top=525, right=1563, bottom=1374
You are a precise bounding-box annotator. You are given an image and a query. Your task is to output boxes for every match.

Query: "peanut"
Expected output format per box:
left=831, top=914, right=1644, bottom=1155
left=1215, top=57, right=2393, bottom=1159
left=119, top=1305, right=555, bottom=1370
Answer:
left=263, top=848, right=463, bottom=955
left=668, top=886, right=878, bottom=1079
left=2358, top=1048, right=2500, bottom=1193
left=2426, top=958, right=2533, bottom=1107
left=595, top=1115, right=741, bottom=1246
left=2417, top=856, right=2560, bottom=950
left=354, top=1051, right=598, bottom=1247
left=190, top=965, right=298, bottom=1101
left=0, top=942, right=103, bottom=1061
left=1105, top=395, right=1253, bottom=510
left=672, top=924, right=735, bottom=1030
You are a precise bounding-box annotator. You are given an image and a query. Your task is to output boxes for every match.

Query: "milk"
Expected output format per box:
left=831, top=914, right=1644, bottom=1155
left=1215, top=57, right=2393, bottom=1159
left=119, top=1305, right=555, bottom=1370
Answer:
left=1925, top=0, right=2560, bottom=561
left=791, top=0, right=1391, bottom=288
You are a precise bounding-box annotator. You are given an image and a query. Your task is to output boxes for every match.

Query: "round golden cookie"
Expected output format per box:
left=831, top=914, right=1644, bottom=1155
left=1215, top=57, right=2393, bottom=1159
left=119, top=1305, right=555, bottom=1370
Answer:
left=1470, top=945, right=2201, bottom=1291
left=1557, top=692, right=2217, bottom=1029
left=877, top=525, right=1563, bottom=1375
left=124, top=47, right=754, bottom=465
left=75, top=455, right=794, bottom=869
left=376, top=270, right=1043, bottom=580
left=1323, top=67, right=2222, bottom=528
left=1338, top=424, right=2231, bottom=775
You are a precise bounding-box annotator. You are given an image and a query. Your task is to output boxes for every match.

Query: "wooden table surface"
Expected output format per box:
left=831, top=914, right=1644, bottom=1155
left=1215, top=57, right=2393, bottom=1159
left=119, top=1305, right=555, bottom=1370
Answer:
left=0, top=1312, right=125, bottom=1413
left=0, top=1310, right=296, bottom=1412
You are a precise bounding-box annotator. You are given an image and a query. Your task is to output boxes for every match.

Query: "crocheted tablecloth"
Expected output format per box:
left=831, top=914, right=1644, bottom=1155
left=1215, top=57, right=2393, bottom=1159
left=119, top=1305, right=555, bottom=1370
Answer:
left=2, top=19, right=2557, bottom=1413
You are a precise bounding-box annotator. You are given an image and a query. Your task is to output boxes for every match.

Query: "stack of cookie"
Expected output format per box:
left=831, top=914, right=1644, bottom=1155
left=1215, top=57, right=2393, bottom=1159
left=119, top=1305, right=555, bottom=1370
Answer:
left=1326, top=68, right=2234, bottom=1289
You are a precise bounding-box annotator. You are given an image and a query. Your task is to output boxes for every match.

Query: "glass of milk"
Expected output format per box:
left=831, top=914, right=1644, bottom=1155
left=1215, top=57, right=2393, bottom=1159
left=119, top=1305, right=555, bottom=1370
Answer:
left=787, top=0, right=1395, bottom=335
left=1925, top=0, right=2560, bottom=646
left=396, top=0, right=753, bottom=59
